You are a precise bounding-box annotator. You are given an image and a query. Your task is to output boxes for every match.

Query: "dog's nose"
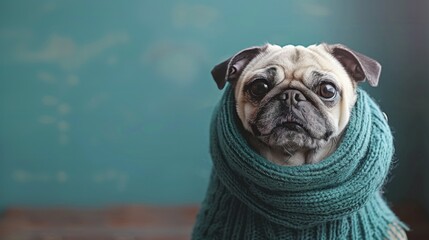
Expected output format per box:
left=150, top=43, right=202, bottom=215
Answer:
left=278, top=89, right=307, bottom=105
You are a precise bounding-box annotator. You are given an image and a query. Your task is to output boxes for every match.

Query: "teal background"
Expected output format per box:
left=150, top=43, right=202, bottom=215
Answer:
left=0, top=1, right=428, bottom=209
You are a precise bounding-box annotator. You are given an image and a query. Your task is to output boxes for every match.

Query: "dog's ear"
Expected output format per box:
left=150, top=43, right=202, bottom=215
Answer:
left=211, top=45, right=268, bottom=90
left=328, top=44, right=381, bottom=87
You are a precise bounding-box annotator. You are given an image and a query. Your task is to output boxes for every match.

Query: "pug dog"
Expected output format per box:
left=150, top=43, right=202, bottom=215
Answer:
left=211, top=43, right=380, bottom=166
left=210, top=43, right=407, bottom=239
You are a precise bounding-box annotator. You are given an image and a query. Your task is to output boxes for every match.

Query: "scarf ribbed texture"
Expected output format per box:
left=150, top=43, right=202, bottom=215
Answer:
left=192, top=86, right=406, bottom=240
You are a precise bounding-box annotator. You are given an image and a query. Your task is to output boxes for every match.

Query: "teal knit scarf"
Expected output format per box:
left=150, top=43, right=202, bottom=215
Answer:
left=192, top=86, right=406, bottom=240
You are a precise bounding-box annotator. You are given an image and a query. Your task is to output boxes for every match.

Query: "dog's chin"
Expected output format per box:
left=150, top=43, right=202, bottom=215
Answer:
left=259, top=124, right=323, bottom=154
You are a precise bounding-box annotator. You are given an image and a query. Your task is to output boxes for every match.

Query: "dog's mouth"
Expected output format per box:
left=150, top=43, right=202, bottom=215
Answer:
left=273, top=120, right=310, bottom=135
left=252, top=119, right=310, bottom=137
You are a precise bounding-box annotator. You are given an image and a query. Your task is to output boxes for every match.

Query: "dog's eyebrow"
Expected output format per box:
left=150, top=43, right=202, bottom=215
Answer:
left=311, top=71, right=337, bottom=83
left=251, top=73, right=269, bottom=80
left=312, top=71, right=326, bottom=79
left=309, top=71, right=337, bottom=89
left=249, top=67, right=277, bottom=81
left=265, top=67, right=277, bottom=80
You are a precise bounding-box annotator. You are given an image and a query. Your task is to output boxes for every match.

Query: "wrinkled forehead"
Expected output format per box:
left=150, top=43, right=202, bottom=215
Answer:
left=244, top=44, right=338, bottom=80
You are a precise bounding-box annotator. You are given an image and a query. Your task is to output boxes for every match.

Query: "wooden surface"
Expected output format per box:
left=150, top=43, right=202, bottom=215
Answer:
left=0, top=205, right=198, bottom=240
left=0, top=203, right=428, bottom=240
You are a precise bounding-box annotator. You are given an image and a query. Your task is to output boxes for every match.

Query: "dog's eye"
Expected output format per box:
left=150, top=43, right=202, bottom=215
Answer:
left=318, top=82, right=337, bottom=100
left=249, top=79, right=270, bottom=98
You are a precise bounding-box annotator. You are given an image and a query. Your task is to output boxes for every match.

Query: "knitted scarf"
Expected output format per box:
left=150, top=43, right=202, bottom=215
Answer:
left=192, top=86, right=406, bottom=240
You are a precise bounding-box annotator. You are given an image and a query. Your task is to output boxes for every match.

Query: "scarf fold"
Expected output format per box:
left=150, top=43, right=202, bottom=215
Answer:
left=192, top=86, right=405, bottom=239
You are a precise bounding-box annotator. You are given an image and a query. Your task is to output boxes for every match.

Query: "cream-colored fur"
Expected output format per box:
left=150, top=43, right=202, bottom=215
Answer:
left=234, top=44, right=357, bottom=166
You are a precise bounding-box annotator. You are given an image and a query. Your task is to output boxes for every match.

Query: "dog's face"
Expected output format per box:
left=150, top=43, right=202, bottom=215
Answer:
left=212, top=44, right=381, bottom=165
